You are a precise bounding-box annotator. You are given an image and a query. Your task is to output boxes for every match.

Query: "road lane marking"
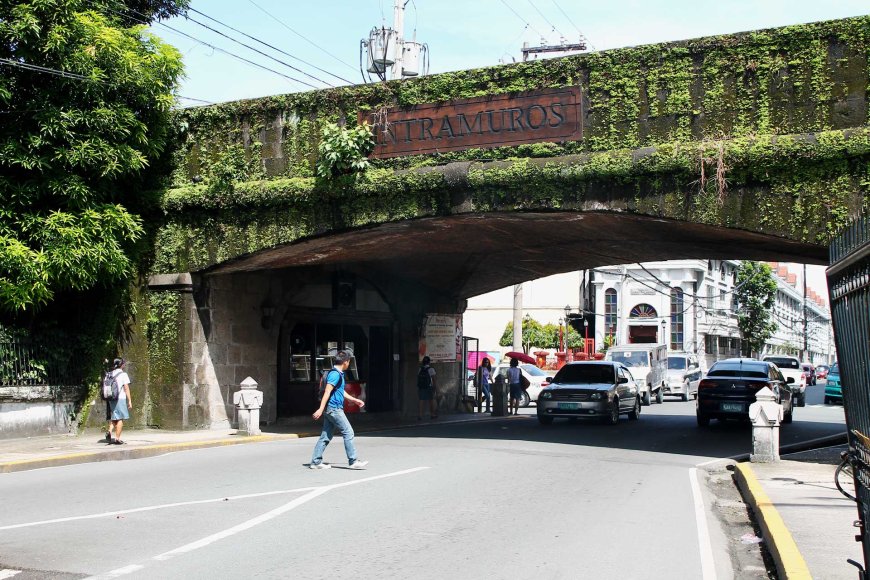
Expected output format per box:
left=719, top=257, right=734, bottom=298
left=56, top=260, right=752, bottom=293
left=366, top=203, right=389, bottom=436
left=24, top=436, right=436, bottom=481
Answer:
left=0, top=570, right=21, bottom=579
left=690, top=467, right=718, bottom=580
left=0, top=486, right=320, bottom=531
left=84, top=466, right=430, bottom=579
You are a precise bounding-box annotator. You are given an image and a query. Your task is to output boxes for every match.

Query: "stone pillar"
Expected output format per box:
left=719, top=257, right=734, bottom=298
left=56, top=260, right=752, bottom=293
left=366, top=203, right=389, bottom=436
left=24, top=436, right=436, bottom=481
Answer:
left=233, top=376, right=263, bottom=435
left=749, top=387, right=783, bottom=462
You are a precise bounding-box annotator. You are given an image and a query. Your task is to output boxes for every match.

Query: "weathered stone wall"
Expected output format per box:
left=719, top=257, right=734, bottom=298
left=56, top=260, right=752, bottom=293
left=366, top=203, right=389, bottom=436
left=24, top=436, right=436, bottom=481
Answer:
left=0, top=386, right=79, bottom=438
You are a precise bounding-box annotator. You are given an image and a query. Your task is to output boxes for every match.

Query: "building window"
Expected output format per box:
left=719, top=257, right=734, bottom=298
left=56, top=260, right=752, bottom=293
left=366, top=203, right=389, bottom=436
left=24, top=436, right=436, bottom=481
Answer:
left=629, top=303, right=658, bottom=318
left=707, top=286, right=714, bottom=310
left=670, top=288, right=684, bottom=351
left=605, top=289, right=618, bottom=341
left=720, top=264, right=726, bottom=279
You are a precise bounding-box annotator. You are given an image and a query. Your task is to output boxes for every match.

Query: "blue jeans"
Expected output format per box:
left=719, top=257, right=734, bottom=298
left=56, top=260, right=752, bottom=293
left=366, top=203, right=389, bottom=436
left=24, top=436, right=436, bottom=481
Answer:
left=311, top=408, right=357, bottom=465
left=481, top=383, right=491, bottom=403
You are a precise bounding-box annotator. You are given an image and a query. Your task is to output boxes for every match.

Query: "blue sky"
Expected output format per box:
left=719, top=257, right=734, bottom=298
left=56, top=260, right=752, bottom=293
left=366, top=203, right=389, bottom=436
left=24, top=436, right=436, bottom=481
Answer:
left=158, top=0, right=858, bottom=293
left=161, top=0, right=870, bottom=105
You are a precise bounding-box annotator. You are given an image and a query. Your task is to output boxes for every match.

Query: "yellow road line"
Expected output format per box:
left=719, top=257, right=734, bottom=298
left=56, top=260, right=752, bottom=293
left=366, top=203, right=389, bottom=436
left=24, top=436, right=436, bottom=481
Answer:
left=734, top=462, right=812, bottom=580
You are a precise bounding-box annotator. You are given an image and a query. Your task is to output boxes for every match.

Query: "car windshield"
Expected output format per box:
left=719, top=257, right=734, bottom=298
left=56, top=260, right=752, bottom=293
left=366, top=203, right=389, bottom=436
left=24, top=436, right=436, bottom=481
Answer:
left=765, top=357, right=800, bottom=369
left=668, top=357, right=687, bottom=370
left=521, top=364, right=546, bottom=376
left=554, top=364, right=615, bottom=384
left=830, top=363, right=839, bottom=374
left=610, top=351, right=649, bottom=367
left=708, top=363, right=768, bottom=378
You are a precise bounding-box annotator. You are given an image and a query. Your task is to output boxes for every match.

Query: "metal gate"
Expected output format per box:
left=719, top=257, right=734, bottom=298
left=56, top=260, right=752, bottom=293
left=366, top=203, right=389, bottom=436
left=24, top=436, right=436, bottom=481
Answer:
left=828, top=218, right=870, bottom=579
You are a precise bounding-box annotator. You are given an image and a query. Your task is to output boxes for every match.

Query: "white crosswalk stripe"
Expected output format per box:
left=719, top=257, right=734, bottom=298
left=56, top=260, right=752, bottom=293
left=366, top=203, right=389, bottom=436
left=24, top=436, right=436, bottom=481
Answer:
left=0, top=569, right=22, bottom=579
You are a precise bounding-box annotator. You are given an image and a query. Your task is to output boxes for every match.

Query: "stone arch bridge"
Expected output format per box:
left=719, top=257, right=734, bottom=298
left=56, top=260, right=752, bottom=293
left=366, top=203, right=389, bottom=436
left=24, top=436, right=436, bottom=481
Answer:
left=134, top=17, right=870, bottom=430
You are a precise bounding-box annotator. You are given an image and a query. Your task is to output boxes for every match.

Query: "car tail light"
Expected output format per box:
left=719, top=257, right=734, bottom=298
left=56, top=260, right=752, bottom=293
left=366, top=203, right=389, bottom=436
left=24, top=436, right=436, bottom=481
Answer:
left=541, top=381, right=550, bottom=387
left=698, top=379, right=716, bottom=390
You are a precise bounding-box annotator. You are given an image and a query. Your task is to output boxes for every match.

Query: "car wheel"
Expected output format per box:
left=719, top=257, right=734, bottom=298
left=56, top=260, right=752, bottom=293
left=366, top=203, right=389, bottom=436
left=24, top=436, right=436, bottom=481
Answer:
left=655, top=388, right=663, bottom=404
left=697, top=413, right=710, bottom=427
left=681, top=385, right=689, bottom=402
left=606, top=398, right=620, bottom=425
left=797, top=393, right=806, bottom=407
left=824, top=396, right=831, bottom=405
left=628, top=397, right=641, bottom=420
left=642, top=390, right=651, bottom=406
left=692, top=391, right=698, bottom=401
left=537, top=415, right=554, bottom=425
left=783, top=401, right=794, bottom=424
left=520, top=391, right=531, bottom=408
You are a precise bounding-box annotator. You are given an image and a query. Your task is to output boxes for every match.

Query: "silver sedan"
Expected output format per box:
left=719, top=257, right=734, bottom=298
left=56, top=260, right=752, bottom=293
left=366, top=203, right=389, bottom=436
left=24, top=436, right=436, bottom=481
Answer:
left=537, top=361, right=642, bottom=425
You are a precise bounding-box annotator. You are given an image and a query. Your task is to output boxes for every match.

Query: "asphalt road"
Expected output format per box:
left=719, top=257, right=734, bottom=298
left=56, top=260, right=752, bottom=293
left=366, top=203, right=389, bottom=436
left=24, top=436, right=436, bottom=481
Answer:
left=0, top=386, right=846, bottom=580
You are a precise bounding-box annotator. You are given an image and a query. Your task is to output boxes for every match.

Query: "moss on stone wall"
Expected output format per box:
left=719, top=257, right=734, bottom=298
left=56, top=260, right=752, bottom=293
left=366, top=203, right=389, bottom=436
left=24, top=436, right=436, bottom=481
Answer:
left=144, top=290, right=183, bottom=427
left=154, top=17, right=870, bottom=274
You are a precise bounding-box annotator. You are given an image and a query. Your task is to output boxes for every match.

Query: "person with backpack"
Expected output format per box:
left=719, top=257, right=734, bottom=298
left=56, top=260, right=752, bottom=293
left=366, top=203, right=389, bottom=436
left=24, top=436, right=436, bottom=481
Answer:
left=105, top=358, right=132, bottom=444
left=417, top=355, right=438, bottom=420
left=310, top=350, right=367, bottom=470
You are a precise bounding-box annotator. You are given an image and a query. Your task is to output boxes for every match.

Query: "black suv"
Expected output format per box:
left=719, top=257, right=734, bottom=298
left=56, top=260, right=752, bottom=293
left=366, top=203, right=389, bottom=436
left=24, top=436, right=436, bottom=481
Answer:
left=696, top=358, right=794, bottom=427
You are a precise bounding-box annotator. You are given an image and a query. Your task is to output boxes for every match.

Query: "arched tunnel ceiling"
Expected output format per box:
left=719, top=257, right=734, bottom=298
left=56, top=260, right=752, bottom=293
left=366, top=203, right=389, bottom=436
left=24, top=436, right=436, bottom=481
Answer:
left=204, top=212, right=828, bottom=298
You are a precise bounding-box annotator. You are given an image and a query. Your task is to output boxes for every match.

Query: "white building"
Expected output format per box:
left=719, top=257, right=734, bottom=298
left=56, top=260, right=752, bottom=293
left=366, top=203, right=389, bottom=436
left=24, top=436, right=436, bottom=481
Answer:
left=464, top=260, right=833, bottom=367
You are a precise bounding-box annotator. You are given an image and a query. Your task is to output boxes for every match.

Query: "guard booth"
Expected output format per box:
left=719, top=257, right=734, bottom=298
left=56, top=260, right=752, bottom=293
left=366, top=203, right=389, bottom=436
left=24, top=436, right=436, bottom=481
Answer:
left=828, top=217, right=870, bottom=580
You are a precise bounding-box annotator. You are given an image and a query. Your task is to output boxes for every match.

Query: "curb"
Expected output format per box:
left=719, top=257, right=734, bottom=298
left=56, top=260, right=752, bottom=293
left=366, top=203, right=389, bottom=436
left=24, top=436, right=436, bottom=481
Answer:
left=0, top=413, right=510, bottom=474
left=733, top=462, right=813, bottom=580
left=0, top=434, right=299, bottom=474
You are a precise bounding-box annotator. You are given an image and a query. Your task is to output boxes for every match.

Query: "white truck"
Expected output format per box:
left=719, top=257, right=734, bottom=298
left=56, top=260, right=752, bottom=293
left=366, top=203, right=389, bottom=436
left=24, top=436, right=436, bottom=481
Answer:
left=606, top=344, right=668, bottom=405
left=762, top=355, right=807, bottom=407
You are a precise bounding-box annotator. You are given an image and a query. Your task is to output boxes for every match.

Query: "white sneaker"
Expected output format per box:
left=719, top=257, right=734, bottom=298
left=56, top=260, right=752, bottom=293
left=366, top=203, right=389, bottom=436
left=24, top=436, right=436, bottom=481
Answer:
left=349, top=460, right=369, bottom=469
left=309, top=462, right=331, bottom=470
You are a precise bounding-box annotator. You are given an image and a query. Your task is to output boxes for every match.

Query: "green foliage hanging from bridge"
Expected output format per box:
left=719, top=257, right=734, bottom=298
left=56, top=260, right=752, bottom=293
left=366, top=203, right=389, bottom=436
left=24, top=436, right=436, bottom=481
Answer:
left=157, top=16, right=870, bottom=275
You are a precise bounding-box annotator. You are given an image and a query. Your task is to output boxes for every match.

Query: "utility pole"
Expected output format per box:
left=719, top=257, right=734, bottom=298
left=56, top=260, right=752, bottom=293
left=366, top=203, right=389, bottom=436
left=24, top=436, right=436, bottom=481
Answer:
left=391, top=0, right=405, bottom=80
left=513, top=284, right=523, bottom=351
left=802, top=263, right=808, bottom=361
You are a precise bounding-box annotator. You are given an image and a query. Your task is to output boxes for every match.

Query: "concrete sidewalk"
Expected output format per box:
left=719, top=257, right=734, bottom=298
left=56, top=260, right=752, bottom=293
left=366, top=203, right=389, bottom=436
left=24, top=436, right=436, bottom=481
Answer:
left=0, top=410, right=500, bottom=473
left=735, top=444, right=865, bottom=580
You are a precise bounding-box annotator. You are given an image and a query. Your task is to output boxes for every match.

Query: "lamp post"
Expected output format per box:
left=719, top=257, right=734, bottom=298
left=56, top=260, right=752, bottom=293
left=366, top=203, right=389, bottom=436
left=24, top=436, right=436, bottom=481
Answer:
left=558, top=317, right=565, bottom=352
left=660, top=318, right=667, bottom=346
left=584, top=318, right=589, bottom=355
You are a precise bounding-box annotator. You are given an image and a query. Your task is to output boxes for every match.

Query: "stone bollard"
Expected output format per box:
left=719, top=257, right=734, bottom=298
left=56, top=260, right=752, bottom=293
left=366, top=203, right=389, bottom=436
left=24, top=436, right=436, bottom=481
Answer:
left=749, top=386, right=783, bottom=462
left=233, top=376, right=263, bottom=436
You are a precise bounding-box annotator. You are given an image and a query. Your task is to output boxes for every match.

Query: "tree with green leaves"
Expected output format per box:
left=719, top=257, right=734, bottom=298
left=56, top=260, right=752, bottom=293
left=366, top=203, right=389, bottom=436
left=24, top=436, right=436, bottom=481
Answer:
left=499, top=317, right=586, bottom=352
left=0, top=0, right=185, bottom=376
left=735, top=261, right=778, bottom=357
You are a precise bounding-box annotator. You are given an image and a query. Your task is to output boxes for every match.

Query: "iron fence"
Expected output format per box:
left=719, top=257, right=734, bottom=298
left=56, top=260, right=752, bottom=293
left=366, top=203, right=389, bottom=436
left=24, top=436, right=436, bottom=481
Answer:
left=0, top=336, right=82, bottom=387
left=828, top=216, right=870, bottom=579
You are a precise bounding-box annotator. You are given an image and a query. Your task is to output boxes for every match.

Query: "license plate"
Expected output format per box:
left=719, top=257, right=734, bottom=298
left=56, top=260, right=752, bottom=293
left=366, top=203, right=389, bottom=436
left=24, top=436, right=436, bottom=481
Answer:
left=558, top=402, right=579, bottom=410
left=720, top=402, right=744, bottom=413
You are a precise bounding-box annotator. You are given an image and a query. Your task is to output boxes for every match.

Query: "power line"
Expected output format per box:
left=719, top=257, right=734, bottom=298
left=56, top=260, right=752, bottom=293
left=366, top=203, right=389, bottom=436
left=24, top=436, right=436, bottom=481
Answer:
left=245, top=0, right=359, bottom=73
left=184, top=9, right=339, bottom=88
left=117, top=6, right=318, bottom=90
left=0, top=57, right=106, bottom=84
left=177, top=95, right=214, bottom=105
left=498, top=0, right=547, bottom=41
left=550, top=0, right=596, bottom=50
left=526, top=0, right=565, bottom=38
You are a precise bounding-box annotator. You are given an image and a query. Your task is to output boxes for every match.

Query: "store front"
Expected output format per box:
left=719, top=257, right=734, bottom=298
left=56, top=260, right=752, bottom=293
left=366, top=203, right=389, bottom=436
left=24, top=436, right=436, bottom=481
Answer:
left=277, top=312, right=394, bottom=417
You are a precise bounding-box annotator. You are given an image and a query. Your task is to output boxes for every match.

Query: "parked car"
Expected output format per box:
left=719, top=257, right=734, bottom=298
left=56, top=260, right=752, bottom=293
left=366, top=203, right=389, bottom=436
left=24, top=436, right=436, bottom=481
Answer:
left=696, top=358, right=793, bottom=427
left=824, top=362, right=842, bottom=404
left=801, top=362, right=817, bottom=386
left=816, top=364, right=830, bottom=380
left=492, top=363, right=551, bottom=406
left=537, top=361, right=641, bottom=425
left=605, top=343, right=667, bottom=405
left=666, top=352, right=703, bottom=401
left=761, top=355, right=807, bottom=407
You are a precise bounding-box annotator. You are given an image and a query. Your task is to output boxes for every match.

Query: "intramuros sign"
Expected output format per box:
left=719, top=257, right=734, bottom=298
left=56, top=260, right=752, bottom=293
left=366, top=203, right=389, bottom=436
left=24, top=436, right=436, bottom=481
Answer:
left=363, top=87, right=583, bottom=158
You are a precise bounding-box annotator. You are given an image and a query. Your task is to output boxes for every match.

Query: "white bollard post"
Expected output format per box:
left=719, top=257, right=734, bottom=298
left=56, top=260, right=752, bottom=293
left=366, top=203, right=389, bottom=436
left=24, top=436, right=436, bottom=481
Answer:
left=748, top=386, right=783, bottom=462
left=233, top=376, right=264, bottom=436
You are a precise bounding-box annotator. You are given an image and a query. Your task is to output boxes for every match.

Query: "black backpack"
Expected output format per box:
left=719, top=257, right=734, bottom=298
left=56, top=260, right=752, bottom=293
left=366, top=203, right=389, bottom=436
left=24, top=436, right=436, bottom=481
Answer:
left=316, top=369, right=343, bottom=401
left=417, top=366, right=431, bottom=389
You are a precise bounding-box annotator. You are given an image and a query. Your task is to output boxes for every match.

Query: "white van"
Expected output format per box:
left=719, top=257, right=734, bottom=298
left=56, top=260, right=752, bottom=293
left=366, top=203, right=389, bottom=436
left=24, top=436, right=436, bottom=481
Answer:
left=605, top=344, right=668, bottom=405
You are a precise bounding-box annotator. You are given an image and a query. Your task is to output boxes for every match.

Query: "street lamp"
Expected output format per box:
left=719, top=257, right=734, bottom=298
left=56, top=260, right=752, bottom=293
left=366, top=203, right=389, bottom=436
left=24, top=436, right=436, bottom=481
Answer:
left=660, top=318, right=667, bottom=346
left=584, top=318, right=589, bottom=355
left=558, top=317, right=565, bottom=352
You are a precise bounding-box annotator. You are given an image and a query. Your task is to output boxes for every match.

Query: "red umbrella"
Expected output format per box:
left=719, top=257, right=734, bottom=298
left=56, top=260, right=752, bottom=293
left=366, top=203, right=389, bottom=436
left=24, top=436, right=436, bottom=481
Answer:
left=505, top=351, right=536, bottom=365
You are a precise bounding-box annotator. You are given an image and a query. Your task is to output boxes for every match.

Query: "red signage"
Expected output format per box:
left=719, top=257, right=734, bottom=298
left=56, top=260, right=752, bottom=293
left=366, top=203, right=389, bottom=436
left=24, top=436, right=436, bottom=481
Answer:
left=363, top=87, right=583, bottom=159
